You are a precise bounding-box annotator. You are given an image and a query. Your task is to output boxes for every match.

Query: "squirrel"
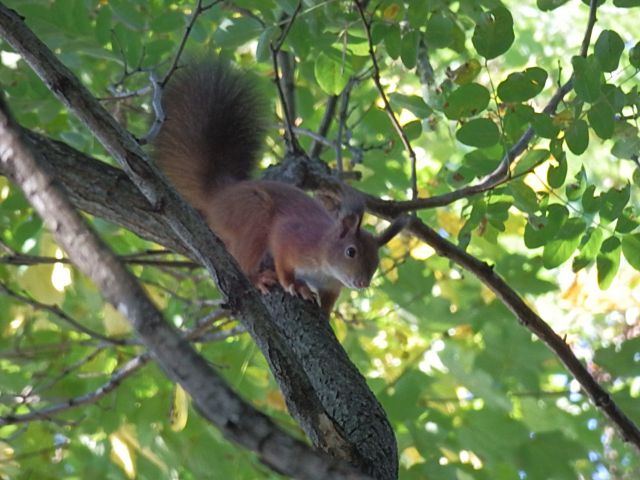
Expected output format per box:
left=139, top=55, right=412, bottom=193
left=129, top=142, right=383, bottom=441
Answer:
left=154, top=60, right=406, bottom=315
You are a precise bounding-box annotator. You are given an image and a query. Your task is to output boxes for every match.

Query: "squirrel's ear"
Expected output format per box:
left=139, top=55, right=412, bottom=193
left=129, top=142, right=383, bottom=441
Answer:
left=339, top=212, right=362, bottom=238
left=376, top=216, right=410, bottom=246
left=316, top=190, right=342, bottom=218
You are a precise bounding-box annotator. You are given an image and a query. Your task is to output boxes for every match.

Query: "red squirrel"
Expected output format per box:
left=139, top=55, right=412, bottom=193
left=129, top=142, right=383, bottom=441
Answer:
left=154, top=61, right=406, bottom=314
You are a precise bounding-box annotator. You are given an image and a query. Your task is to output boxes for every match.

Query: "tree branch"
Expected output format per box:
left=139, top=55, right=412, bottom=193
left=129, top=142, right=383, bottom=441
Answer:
left=0, top=90, right=372, bottom=480
left=0, top=5, right=397, bottom=478
left=354, top=0, right=418, bottom=200
left=0, top=281, right=130, bottom=346
left=400, top=217, right=640, bottom=451
left=357, top=0, right=600, bottom=217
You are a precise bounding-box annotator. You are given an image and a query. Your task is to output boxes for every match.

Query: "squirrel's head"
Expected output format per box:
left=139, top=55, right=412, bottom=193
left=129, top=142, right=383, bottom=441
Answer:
left=326, top=212, right=409, bottom=289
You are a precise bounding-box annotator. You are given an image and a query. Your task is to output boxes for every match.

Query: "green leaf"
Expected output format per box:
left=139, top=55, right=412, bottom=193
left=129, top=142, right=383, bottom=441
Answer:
left=565, top=119, right=589, bottom=155
left=611, top=134, right=640, bottom=160
left=456, top=118, right=500, bottom=148
left=600, top=184, right=630, bottom=224
left=401, top=30, right=419, bottom=69
left=524, top=204, right=568, bottom=248
left=597, top=236, right=621, bottom=289
left=513, top=149, right=550, bottom=176
left=587, top=100, right=615, bottom=139
left=537, top=0, right=571, bottom=9
left=425, top=12, right=454, bottom=49
left=314, top=52, right=352, bottom=95
left=151, top=11, right=184, bottom=34
left=566, top=168, right=587, bottom=201
left=95, top=6, right=112, bottom=45
left=389, top=93, right=432, bottom=118
left=573, top=227, right=604, bottom=272
left=472, top=6, right=515, bottom=60
left=497, top=67, right=548, bottom=103
left=581, top=185, right=601, bottom=213
left=543, top=217, right=586, bottom=268
left=256, top=27, right=277, bottom=63
left=594, top=30, right=625, bottom=72
left=509, top=181, right=539, bottom=214
left=594, top=337, right=640, bottom=377
left=532, top=113, right=560, bottom=139
left=110, top=0, right=145, bottom=29
left=602, top=83, right=627, bottom=112
left=621, top=233, right=640, bottom=270
left=630, top=42, right=640, bottom=69
left=403, top=120, right=422, bottom=141
left=444, top=83, right=491, bottom=120
left=385, top=24, right=401, bottom=59
left=547, top=154, right=567, bottom=189
left=370, top=22, right=388, bottom=45
left=616, top=207, right=639, bottom=233
left=571, top=55, right=602, bottom=103
left=613, top=0, right=640, bottom=7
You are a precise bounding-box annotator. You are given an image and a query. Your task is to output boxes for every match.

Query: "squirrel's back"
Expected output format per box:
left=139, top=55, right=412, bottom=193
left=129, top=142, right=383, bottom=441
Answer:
left=154, top=60, right=268, bottom=210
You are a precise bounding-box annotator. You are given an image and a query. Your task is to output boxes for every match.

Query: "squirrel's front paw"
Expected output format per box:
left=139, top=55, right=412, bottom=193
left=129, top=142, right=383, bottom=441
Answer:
left=286, top=281, right=320, bottom=306
left=253, top=270, right=278, bottom=295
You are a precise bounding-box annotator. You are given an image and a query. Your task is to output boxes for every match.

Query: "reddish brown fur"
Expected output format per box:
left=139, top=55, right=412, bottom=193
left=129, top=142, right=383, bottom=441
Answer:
left=155, top=61, right=404, bottom=315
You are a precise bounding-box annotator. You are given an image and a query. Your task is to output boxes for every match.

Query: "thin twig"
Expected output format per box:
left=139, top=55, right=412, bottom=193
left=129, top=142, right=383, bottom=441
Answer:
left=270, top=2, right=303, bottom=154
left=309, top=95, right=338, bottom=159
left=354, top=0, right=418, bottom=200
left=160, top=0, right=221, bottom=87
left=0, top=282, right=129, bottom=346
left=0, top=316, right=242, bottom=427
left=141, top=70, right=164, bottom=144
left=336, top=80, right=356, bottom=174
left=360, top=0, right=600, bottom=217
left=402, top=217, right=640, bottom=451
left=0, top=353, right=151, bottom=426
left=0, top=252, right=199, bottom=269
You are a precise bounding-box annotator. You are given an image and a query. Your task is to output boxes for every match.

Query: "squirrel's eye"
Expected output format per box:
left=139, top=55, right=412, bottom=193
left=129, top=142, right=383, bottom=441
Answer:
left=345, top=246, right=357, bottom=258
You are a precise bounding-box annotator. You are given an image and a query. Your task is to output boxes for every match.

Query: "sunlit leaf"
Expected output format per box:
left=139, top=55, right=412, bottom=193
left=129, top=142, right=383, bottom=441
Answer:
left=542, top=217, right=586, bottom=268
left=621, top=233, right=640, bottom=270
left=597, top=236, right=621, bottom=289
left=571, top=55, right=602, bottom=103
left=497, top=67, right=548, bottom=102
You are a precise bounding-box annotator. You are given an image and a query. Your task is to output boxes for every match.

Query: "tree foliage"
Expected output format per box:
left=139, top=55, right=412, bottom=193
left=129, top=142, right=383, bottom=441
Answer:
left=0, top=0, right=639, bottom=479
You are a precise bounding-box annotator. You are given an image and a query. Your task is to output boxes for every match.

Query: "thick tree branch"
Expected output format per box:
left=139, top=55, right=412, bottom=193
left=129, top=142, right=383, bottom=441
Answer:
left=0, top=94, right=373, bottom=479
left=0, top=5, right=397, bottom=478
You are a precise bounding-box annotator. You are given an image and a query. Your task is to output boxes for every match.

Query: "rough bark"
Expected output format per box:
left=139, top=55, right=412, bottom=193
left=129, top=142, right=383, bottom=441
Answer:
left=0, top=4, right=398, bottom=472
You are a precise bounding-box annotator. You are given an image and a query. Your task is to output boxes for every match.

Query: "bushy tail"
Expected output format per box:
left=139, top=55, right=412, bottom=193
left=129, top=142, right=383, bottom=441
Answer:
left=154, top=60, right=268, bottom=209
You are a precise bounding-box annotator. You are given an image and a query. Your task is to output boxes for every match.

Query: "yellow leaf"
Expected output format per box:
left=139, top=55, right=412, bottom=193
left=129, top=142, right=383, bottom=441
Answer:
left=410, top=243, right=435, bottom=260
left=379, top=257, right=399, bottom=283
left=142, top=284, right=168, bottom=310
left=169, top=384, right=190, bottom=432
left=450, top=324, right=473, bottom=339
left=383, top=4, right=401, bottom=20
left=103, top=304, right=132, bottom=336
left=265, top=389, right=287, bottom=412
left=553, top=110, right=573, bottom=127
left=401, top=446, right=425, bottom=468
left=451, top=59, right=482, bottom=85
left=110, top=432, right=136, bottom=479
left=437, top=210, right=464, bottom=236
left=18, top=265, right=63, bottom=305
